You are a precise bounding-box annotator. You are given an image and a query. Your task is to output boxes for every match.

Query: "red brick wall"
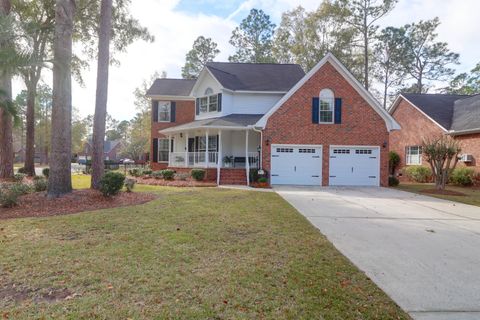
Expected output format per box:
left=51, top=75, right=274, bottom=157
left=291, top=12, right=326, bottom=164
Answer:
left=169, top=167, right=217, bottom=181
left=263, top=61, right=390, bottom=186
left=389, top=98, right=446, bottom=176
left=151, top=99, right=195, bottom=171
left=454, top=133, right=480, bottom=172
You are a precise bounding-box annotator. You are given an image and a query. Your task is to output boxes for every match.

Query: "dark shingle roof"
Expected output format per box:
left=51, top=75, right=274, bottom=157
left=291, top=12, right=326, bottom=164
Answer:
left=146, top=78, right=196, bottom=96
left=402, top=93, right=471, bottom=129
left=160, top=114, right=264, bottom=133
left=451, top=95, right=480, bottom=132
left=205, top=62, right=305, bottom=92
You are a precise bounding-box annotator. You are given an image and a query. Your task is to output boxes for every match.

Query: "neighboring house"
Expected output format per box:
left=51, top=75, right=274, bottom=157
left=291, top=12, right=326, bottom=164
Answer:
left=147, top=53, right=400, bottom=186
left=83, top=139, right=124, bottom=161
left=389, top=93, right=480, bottom=177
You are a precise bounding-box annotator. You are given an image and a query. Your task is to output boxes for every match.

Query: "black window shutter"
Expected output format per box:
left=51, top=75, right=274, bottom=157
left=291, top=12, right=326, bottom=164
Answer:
left=170, top=102, right=176, bottom=122
left=170, top=138, right=174, bottom=152
left=195, top=136, right=199, bottom=152
left=217, top=93, right=222, bottom=112
left=152, top=101, right=159, bottom=122
left=152, top=138, right=158, bottom=162
left=334, top=98, right=342, bottom=124
left=312, top=97, right=319, bottom=123
left=216, top=135, right=219, bottom=152
left=195, top=98, right=200, bottom=115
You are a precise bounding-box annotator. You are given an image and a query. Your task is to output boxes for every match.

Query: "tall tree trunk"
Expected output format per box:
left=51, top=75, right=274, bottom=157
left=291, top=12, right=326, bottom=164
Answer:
left=24, top=84, right=36, bottom=175
left=48, top=0, right=76, bottom=198
left=91, top=0, right=112, bottom=189
left=44, top=105, right=49, bottom=164
left=0, top=0, right=13, bottom=179
left=363, top=19, right=369, bottom=90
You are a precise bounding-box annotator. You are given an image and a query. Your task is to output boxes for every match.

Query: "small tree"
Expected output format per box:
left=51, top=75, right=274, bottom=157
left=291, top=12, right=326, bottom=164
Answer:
left=422, top=136, right=461, bottom=190
left=388, top=151, right=400, bottom=176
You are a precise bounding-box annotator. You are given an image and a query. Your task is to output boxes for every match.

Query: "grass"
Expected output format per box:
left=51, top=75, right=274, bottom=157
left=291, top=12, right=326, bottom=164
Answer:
left=396, top=183, right=480, bottom=207
left=1, top=186, right=409, bottom=319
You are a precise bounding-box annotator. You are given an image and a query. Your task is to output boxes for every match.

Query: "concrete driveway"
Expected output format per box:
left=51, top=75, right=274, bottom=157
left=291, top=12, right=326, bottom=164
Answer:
left=274, top=186, right=480, bottom=320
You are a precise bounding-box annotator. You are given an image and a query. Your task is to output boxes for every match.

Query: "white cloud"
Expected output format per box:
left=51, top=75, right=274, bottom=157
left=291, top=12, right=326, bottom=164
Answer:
left=12, top=0, right=480, bottom=121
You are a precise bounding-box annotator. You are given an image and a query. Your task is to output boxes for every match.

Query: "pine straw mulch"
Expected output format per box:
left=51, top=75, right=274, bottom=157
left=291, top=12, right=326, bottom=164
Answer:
left=0, top=190, right=157, bottom=220
left=134, top=177, right=217, bottom=187
left=420, top=188, right=467, bottom=196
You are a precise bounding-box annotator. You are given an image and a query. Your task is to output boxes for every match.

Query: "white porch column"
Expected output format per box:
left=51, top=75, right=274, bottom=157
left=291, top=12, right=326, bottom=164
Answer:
left=217, top=130, right=222, bottom=185
left=185, top=132, right=189, bottom=167
left=245, top=130, right=250, bottom=185
left=168, top=135, right=172, bottom=166
left=205, top=130, right=209, bottom=168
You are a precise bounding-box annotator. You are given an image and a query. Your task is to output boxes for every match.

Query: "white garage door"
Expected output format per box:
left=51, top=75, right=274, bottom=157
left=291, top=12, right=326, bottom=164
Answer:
left=329, top=146, right=380, bottom=186
left=271, top=145, right=322, bottom=185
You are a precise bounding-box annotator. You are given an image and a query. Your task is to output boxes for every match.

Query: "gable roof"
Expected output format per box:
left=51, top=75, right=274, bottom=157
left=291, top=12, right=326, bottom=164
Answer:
left=86, top=139, right=122, bottom=153
left=146, top=78, right=196, bottom=97
left=389, top=93, right=478, bottom=133
left=204, top=62, right=305, bottom=92
left=255, top=53, right=400, bottom=131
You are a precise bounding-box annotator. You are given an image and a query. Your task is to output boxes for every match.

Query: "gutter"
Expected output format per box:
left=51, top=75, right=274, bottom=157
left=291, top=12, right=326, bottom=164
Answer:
left=448, top=128, right=480, bottom=136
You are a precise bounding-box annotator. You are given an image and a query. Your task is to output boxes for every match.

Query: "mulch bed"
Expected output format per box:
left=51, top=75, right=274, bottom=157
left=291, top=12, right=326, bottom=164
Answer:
left=421, top=189, right=467, bottom=196
left=0, top=190, right=157, bottom=220
left=134, top=177, right=217, bottom=187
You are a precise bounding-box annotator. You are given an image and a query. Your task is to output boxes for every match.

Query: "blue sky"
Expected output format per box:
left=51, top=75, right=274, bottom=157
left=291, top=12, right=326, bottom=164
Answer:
left=175, top=0, right=246, bottom=19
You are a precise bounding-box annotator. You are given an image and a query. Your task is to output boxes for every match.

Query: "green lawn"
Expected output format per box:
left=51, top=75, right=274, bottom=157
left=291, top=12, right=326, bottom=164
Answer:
left=1, top=186, right=409, bottom=319
left=396, top=183, right=480, bottom=207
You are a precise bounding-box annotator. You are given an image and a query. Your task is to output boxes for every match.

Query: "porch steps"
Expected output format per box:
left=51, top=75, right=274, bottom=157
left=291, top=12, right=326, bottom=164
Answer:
left=219, top=168, right=247, bottom=185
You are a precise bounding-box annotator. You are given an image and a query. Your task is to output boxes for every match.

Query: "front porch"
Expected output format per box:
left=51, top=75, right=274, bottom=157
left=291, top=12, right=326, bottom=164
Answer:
left=162, top=127, right=262, bottom=185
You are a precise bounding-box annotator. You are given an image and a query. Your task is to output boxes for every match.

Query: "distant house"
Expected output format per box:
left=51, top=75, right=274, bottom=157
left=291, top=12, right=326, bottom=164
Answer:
left=83, top=139, right=124, bottom=161
left=146, top=53, right=400, bottom=186
left=389, top=93, right=480, bottom=176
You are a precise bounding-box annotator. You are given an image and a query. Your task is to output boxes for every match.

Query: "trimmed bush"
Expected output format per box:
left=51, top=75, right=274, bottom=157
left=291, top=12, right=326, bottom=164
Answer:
left=124, top=178, right=136, bottom=192
left=161, top=169, right=175, bottom=180
left=191, top=169, right=206, bottom=181
left=450, top=168, right=475, bottom=186
left=128, top=168, right=143, bottom=177
left=152, top=171, right=163, bottom=179
left=99, top=172, right=126, bottom=197
left=258, top=177, right=268, bottom=183
left=9, top=182, right=31, bottom=195
left=405, top=166, right=432, bottom=183
left=13, top=173, right=26, bottom=182
left=175, top=173, right=189, bottom=181
left=143, top=169, right=153, bottom=175
left=388, top=176, right=400, bottom=187
left=17, top=167, right=27, bottom=174
left=42, top=167, right=50, bottom=178
left=0, top=188, right=21, bottom=208
left=33, top=178, right=48, bottom=192
left=389, top=151, right=401, bottom=175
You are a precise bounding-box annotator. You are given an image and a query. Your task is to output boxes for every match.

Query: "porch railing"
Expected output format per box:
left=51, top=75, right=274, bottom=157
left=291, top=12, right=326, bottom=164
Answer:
left=169, top=151, right=259, bottom=169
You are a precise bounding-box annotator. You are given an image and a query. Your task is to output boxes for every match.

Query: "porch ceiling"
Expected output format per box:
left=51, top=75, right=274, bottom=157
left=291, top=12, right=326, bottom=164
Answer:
left=160, top=114, right=264, bottom=134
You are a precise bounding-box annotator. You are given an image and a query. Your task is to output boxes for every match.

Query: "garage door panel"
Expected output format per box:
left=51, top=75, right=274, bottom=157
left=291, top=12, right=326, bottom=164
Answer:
left=271, top=145, right=322, bottom=186
left=329, top=147, right=380, bottom=186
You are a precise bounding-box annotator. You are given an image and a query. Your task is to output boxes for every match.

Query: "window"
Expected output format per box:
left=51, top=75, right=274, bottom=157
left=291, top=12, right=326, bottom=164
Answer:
left=208, top=94, right=218, bottom=112
left=199, top=97, right=208, bottom=113
left=158, top=139, right=169, bottom=162
left=204, top=88, right=213, bottom=95
left=299, top=148, right=316, bottom=153
left=319, top=89, right=334, bottom=123
left=276, top=148, right=294, bottom=153
left=198, top=136, right=218, bottom=152
left=198, top=90, right=219, bottom=114
left=406, top=146, right=422, bottom=165
left=158, top=101, right=171, bottom=122
left=355, top=149, right=372, bottom=155
left=333, top=149, right=350, bottom=154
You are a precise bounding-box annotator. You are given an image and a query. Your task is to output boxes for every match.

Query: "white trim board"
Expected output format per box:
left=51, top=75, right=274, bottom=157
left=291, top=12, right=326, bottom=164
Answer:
left=255, top=53, right=401, bottom=132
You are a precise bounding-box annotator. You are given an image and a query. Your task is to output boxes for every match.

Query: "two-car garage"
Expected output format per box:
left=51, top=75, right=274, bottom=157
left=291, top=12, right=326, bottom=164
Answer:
left=270, top=144, right=380, bottom=186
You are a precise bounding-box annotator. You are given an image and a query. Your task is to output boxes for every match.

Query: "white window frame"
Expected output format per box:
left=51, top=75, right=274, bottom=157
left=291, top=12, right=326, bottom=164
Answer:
left=406, top=146, right=422, bottom=165
left=158, top=101, right=171, bottom=122
left=197, top=136, right=217, bottom=152
left=319, top=89, right=334, bottom=124
left=158, top=138, right=170, bottom=163
left=198, top=89, right=219, bottom=114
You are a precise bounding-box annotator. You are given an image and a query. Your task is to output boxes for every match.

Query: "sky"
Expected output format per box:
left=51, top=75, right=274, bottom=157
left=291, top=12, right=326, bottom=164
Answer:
left=12, top=0, right=480, bottom=121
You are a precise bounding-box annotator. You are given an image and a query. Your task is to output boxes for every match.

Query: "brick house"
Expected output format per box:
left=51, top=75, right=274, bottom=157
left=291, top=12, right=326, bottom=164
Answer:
left=147, top=53, right=400, bottom=186
left=83, top=139, right=124, bottom=161
left=389, top=93, right=480, bottom=177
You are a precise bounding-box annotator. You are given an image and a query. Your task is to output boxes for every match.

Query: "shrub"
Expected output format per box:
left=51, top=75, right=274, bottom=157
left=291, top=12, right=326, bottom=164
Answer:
left=17, top=167, right=27, bottom=174
left=161, top=169, right=175, bottom=180
left=99, top=172, right=125, bottom=197
left=42, top=167, right=50, bottom=178
left=33, top=178, right=48, bottom=192
left=13, top=173, right=26, bottom=182
left=128, top=168, right=143, bottom=177
left=175, top=173, right=189, bottom=181
left=143, top=169, right=152, bottom=175
left=152, top=171, right=163, bottom=179
left=124, top=178, right=136, bottom=192
left=191, top=169, right=206, bottom=181
left=388, top=176, right=400, bottom=187
left=9, top=182, right=31, bottom=195
left=258, top=177, right=268, bottom=183
left=0, top=188, right=20, bottom=208
left=389, top=151, right=401, bottom=175
left=405, top=166, right=432, bottom=183
left=450, top=168, right=475, bottom=186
